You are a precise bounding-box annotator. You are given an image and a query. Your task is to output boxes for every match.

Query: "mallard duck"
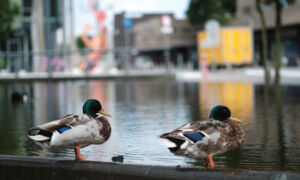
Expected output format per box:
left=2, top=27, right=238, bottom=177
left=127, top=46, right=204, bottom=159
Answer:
left=11, top=91, right=27, bottom=103
left=28, top=99, right=111, bottom=160
left=158, top=105, right=244, bottom=168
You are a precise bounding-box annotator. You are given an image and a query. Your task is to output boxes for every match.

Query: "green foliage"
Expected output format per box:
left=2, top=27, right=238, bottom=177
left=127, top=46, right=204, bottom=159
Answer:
left=186, top=0, right=236, bottom=26
left=76, top=36, right=86, bottom=50
left=0, top=0, right=19, bottom=39
left=0, top=56, right=5, bottom=69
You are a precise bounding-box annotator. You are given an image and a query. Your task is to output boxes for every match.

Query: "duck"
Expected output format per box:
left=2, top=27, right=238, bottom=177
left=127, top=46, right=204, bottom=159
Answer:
left=158, top=105, right=244, bottom=169
left=28, top=99, right=111, bottom=160
left=11, top=91, right=27, bottom=103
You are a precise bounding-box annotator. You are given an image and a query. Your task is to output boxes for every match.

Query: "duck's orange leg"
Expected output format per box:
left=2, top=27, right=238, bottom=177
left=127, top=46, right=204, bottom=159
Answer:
left=207, top=154, right=215, bottom=169
left=74, top=146, right=85, bottom=160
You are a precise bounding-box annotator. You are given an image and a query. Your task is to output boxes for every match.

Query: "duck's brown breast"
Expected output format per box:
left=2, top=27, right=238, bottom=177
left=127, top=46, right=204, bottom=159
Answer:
left=98, top=116, right=111, bottom=140
left=223, top=120, right=245, bottom=150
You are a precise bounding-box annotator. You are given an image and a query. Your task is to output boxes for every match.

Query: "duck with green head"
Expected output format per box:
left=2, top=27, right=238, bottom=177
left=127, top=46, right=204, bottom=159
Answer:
left=28, top=99, right=111, bottom=160
left=158, top=105, right=244, bottom=169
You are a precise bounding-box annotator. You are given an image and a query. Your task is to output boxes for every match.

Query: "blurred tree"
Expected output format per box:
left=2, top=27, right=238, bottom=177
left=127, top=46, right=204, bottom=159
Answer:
left=76, top=36, right=86, bottom=50
left=256, top=0, right=270, bottom=84
left=186, top=0, right=236, bottom=26
left=264, top=0, right=295, bottom=84
left=76, top=36, right=87, bottom=56
left=0, top=1, right=19, bottom=39
left=273, top=0, right=282, bottom=84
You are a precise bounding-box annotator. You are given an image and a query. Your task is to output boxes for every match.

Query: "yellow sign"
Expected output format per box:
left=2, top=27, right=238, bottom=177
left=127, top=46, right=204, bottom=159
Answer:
left=197, top=27, right=253, bottom=65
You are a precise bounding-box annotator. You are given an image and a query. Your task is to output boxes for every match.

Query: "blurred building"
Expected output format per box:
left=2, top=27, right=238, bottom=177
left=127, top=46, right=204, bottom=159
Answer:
left=134, top=16, right=198, bottom=67
left=234, top=0, right=300, bottom=66
left=114, top=12, right=168, bottom=49
left=1, top=0, right=64, bottom=72
left=114, top=12, right=199, bottom=69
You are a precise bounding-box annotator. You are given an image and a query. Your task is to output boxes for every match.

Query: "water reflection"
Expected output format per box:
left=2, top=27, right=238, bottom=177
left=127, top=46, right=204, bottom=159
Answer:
left=199, top=82, right=253, bottom=125
left=0, top=83, right=33, bottom=155
left=0, top=80, right=300, bottom=171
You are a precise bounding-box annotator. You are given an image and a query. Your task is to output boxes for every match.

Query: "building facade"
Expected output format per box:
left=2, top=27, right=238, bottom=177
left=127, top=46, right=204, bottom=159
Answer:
left=133, top=16, right=199, bottom=67
left=1, top=0, right=63, bottom=72
left=234, top=0, right=300, bottom=66
left=114, top=12, right=199, bottom=69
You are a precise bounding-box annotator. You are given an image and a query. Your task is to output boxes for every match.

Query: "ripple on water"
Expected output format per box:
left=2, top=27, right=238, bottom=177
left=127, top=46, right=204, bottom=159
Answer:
left=1, top=81, right=300, bottom=171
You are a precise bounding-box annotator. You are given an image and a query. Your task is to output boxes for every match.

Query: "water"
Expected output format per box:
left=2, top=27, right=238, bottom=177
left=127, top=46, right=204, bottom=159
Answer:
left=1, top=79, right=300, bottom=171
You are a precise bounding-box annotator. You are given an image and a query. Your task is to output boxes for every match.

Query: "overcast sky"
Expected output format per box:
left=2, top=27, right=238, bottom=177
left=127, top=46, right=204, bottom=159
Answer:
left=73, top=0, right=189, bottom=36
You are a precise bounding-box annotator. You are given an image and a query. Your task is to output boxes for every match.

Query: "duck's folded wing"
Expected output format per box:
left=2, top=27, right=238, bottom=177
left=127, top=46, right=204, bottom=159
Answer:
left=34, top=114, right=78, bottom=131
left=158, top=120, right=222, bottom=148
left=28, top=114, right=80, bottom=142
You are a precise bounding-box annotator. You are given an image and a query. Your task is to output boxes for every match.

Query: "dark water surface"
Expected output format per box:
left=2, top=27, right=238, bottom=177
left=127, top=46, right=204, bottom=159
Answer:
left=1, top=79, right=300, bottom=171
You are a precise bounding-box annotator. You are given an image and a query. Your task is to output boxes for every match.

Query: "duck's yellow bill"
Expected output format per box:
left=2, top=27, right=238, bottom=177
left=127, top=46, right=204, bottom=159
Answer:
left=231, top=117, right=242, bottom=122
left=99, top=108, right=112, bottom=117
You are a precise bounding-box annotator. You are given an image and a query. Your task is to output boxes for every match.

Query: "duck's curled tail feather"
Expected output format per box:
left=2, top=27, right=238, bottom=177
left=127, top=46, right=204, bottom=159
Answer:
left=157, top=134, right=185, bottom=153
left=28, top=128, right=53, bottom=142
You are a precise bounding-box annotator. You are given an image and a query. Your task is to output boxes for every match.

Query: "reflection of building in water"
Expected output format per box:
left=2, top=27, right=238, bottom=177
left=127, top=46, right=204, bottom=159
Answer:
left=199, top=82, right=253, bottom=124
left=33, top=83, right=48, bottom=125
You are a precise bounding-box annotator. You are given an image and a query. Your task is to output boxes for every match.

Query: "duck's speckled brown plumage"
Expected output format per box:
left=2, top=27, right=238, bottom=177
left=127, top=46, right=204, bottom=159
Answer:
left=98, top=116, right=111, bottom=141
left=221, top=119, right=244, bottom=151
left=158, top=118, right=244, bottom=158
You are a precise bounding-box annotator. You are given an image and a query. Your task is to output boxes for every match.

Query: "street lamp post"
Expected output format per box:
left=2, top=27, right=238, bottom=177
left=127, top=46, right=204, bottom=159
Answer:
left=123, top=16, right=132, bottom=73
left=160, top=14, right=173, bottom=71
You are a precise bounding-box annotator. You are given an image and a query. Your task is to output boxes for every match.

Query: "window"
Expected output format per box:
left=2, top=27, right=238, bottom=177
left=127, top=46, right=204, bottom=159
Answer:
left=243, top=6, right=251, bottom=16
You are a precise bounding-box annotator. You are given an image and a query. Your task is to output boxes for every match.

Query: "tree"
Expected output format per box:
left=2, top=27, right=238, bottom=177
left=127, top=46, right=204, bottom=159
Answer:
left=273, top=0, right=282, bottom=84
left=0, top=0, right=19, bottom=39
left=186, top=0, right=236, bottom=26
left=256, top=0, right=295, bottom=84
left=265, top=0, right=294, bottom=84
left=255, top=0, right=270, bottom=84
left=76, top=36, right=86, bottom=50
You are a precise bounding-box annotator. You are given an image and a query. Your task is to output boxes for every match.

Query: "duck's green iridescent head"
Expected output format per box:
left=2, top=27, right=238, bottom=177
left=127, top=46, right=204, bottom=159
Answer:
left=83, top=99, right=111, bottom=117
left=209, top=105, right=231, bottom=121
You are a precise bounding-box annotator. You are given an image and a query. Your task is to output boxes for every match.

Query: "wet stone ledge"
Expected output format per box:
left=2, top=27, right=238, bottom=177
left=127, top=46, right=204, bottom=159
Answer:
left=0, top=155, right=299, bottom=180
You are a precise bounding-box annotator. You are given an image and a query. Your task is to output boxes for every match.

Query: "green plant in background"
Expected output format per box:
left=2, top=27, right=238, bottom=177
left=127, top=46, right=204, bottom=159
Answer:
left=0, top=0, right=19, bottom=39
left=0, top=56, right=5, bottom=69
left=186, top=0, right=236, bottom=26
left=76, top=36, right=87, bottom=55
left=76, top=36, right=86, bottom=50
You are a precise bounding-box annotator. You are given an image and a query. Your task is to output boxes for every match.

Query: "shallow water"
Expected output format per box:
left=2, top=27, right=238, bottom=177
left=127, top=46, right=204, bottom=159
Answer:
left=1, top=79, right=300, bottom=171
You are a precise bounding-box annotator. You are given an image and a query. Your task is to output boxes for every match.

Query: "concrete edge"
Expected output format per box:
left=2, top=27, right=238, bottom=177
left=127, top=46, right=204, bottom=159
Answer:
left=0, top=155, right=299, bottom=180
left=0, top=73, right=175, bottom=82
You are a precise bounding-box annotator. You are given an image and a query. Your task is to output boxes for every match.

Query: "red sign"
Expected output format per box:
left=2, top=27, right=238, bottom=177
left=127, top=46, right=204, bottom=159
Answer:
left=160, top=14, right=173, bottom=34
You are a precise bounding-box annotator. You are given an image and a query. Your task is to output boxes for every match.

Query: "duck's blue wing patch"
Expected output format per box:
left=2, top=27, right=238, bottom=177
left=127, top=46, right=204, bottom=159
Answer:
left=184, top=132, right=205, bottom=143
left=57, top=126, right=71, bottom=133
